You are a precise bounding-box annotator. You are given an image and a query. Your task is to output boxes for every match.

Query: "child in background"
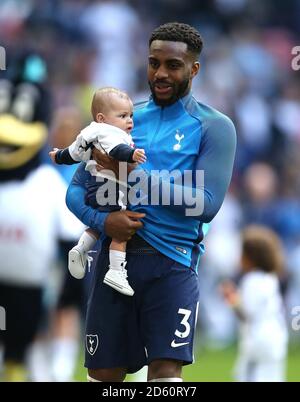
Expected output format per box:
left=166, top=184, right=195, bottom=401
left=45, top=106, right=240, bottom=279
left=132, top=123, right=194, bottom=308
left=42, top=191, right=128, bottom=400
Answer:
left=221, top=225, right=288, bottom=382
left=49, top=87, right=146, bottom=297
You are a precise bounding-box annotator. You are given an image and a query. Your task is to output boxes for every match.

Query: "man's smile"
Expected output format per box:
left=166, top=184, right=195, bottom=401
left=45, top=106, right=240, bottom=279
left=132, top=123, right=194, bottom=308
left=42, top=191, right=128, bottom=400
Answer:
left=153, top=82, right=173, bottom=95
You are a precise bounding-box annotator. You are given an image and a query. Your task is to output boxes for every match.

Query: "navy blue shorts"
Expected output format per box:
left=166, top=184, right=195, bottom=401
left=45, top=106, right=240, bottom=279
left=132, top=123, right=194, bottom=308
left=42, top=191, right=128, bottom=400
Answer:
left=84, top=236, right=200, bottom=374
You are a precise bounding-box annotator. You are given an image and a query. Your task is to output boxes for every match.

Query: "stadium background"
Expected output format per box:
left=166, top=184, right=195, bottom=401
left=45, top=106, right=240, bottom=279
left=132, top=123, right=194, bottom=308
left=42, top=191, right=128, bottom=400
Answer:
left=1, top=0, right=300, bottom=381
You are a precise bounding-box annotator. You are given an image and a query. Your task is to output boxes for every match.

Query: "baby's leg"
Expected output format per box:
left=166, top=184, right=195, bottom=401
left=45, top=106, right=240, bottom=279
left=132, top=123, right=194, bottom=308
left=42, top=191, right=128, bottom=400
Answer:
left=103, top=240, right=134, bottom=296
left=68, top=228, right=99, bottom=280
left=109, top=239, right=126, bottom=269
left=78, top=228, right=99, bottom=253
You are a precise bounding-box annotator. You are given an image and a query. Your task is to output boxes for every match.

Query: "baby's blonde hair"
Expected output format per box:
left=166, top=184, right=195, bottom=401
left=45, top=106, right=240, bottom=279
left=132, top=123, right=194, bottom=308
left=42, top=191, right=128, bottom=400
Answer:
left=91, top=87, right=130, bottom=121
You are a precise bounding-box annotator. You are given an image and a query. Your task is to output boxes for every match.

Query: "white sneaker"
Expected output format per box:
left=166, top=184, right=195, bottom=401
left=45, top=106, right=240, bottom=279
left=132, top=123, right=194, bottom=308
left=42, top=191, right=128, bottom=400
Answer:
left=68, top=246, right=87, bottom=279
left=103, top=263, right=134, bottom=296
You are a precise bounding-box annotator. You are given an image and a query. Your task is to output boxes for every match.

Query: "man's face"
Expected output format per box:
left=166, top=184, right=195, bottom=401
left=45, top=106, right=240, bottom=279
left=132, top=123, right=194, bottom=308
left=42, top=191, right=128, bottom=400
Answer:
left=148, top=40, right=199, bottom=106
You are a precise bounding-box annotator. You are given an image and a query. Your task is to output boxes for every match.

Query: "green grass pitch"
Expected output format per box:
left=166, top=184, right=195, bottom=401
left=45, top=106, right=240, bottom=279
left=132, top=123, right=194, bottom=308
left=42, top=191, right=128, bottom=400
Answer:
left=75, top=343, right=300, bottom=382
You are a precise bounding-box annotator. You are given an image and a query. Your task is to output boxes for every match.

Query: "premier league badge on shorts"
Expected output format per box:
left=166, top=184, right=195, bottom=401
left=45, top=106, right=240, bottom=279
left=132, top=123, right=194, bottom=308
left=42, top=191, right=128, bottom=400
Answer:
left=86, top=334, right=99, bottom=356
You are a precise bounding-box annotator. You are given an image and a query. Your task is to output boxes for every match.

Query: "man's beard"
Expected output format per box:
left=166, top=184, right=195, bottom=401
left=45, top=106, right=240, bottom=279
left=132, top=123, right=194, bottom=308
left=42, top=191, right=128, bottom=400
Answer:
left=149, top=78, right=190, bottom=107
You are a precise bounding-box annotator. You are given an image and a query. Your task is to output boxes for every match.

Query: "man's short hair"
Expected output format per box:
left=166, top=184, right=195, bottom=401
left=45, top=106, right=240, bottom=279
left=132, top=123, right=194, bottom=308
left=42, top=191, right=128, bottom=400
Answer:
left=149, top=22, right=203, bottom=59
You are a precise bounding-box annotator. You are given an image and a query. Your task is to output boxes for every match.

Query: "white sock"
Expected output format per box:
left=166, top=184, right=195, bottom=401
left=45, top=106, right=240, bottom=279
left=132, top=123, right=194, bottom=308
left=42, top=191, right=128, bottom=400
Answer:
left=51, top=339, right=78, bottom=382
left=77, top=231, right=97, bottom=253
left=149, top=377, right=183, bottom=382
left=109, top=250, right=126, bottom=271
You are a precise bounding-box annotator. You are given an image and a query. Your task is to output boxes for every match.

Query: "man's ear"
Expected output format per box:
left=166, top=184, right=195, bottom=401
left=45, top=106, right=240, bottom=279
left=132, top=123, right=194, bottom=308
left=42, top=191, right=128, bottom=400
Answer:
left=191, top=62, right=200, bottom=78
left=96, top=113, right=105, bottom=123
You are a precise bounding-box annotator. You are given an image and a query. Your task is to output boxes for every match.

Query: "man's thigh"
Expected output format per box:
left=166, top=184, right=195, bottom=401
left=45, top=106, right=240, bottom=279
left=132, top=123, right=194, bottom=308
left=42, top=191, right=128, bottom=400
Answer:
left=148, top=359, right=183, bottom=381
left=84, top=243, right=199, bottom=374
left=88, top=367, right=127, bottom=382
left=84, top=248, right=146, bottom=374
left=135, top=256, right=200, bottom=366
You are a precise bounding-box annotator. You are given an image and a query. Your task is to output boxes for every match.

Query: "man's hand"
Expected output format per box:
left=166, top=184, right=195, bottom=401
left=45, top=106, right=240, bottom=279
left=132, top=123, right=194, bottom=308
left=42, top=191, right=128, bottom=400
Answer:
left=92, top=148, right=137, bottom=177
left=92, top=148, right=119, bottom=175
left=104, top=210, right=145, bottom=242
left=49, top=148, right=59, bottom=164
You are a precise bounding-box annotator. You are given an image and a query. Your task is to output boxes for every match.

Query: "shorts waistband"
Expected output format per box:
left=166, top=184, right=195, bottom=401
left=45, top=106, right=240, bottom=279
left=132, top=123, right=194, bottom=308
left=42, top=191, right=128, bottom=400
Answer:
left=126, top=235, right=161, bottom=254
left=104, top=235, right=161, bottom=255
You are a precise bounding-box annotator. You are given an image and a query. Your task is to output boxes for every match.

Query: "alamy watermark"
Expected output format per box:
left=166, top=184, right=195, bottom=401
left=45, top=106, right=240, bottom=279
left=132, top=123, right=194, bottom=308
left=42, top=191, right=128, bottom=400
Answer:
left=0, top=46, right=6, bottom=71
left=0, top=306, right=6, bottom=330
left=94, top=163, right=205, bottom=217
left=291, top=46, right=300, bottom=71
left=291, top=306, right=300, bottom=331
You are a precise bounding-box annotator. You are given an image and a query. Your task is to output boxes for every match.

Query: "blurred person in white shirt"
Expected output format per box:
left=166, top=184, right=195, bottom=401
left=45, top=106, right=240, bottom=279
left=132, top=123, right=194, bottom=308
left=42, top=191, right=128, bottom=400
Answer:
left=79, top=0, right=140, bottom=94
left=222, top=225, right=288, bottom=382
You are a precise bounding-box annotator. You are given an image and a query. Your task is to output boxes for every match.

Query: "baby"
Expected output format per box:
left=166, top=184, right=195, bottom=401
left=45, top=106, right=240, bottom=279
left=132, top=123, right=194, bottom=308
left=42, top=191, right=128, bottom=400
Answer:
left=49, top=87, right=146, bottom=296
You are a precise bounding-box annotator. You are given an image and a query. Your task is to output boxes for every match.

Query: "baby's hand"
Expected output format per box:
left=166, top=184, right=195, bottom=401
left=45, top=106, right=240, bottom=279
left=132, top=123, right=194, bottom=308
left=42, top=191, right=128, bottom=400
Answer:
left=133, top=148, right=146, bottom=164
left=49, top=148, right=59, bottom=164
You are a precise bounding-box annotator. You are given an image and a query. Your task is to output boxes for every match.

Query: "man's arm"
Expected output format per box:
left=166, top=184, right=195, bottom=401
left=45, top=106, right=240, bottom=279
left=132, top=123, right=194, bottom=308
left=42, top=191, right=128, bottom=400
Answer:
left=170, top=116, right=236, bottom=222
left=66, top=162, right=145, bottom=241
left=65, top=162, right=108, bottom=233
left=135, top=116, right=236, bottom=222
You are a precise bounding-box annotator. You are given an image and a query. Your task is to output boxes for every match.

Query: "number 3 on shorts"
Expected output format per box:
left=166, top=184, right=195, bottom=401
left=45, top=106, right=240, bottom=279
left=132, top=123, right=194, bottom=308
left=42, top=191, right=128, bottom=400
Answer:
left=175, top=308, right=191, bottom=338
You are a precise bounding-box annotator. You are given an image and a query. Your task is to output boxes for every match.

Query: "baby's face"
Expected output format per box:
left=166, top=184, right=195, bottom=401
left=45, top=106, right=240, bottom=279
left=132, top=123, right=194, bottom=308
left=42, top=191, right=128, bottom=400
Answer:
left=102, top=97, right=134, bottom=134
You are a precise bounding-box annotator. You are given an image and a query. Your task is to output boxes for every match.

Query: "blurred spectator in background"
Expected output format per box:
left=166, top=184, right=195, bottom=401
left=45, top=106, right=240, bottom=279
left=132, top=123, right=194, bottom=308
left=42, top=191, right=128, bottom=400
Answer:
left=79, top=0, right=141, bottom=94
left=242, top=163, right=280, bottom=231
left=222, top=225, right=288, bottom=382
left=48, top=106, right=86, bottom=382
left=199, top=194, right=242, bottom=348
left=0, top=49, right=83, bottom=381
